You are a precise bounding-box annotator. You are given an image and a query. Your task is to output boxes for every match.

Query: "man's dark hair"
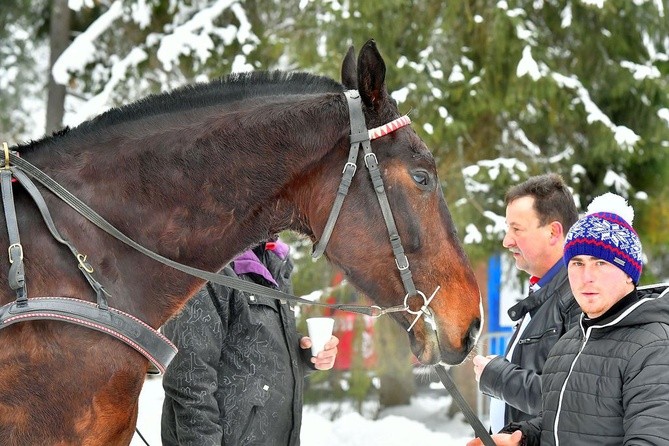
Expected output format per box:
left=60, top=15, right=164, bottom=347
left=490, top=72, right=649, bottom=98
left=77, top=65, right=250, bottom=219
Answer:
left=505, top=173, right=579, bottom=232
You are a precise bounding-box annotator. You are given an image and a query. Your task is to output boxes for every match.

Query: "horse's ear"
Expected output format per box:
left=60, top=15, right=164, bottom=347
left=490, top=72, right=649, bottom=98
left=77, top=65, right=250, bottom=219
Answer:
left=341, top=45, right=358, bottom=89
left=356, top=39, right=388, bottom=111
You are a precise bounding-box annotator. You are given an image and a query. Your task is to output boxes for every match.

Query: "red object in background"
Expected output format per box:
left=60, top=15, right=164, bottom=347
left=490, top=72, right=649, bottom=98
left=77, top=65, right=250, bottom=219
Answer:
left=332, top=311, right=377, bottom=370
left=327, top=269, right=377, bottom=370
left=324, top=295, right=336, bottom=317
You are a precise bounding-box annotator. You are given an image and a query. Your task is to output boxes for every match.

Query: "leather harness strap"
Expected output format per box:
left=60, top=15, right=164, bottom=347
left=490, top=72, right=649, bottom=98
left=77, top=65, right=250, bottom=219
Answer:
left=0, top=297, right=176, bottom=374
left=435, top=364, right=496, bottom=446
left=11, top=167, right=111, bottom=308
left=1, top=168, right=26, bottom=302
left=0, top=157, right=176, bottom=374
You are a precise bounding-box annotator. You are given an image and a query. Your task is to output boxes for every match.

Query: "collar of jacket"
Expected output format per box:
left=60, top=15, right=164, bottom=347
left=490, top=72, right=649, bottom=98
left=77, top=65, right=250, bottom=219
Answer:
left=581, top=284, right=669, bottom=332
left=507, top=265, right=569, bottom=322
left=232, top=249, right=279, bottom=287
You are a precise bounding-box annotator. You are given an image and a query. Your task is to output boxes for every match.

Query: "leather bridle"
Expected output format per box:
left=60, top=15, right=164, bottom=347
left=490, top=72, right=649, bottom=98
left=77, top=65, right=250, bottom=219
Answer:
left=313, top=90, right=438, bottom=332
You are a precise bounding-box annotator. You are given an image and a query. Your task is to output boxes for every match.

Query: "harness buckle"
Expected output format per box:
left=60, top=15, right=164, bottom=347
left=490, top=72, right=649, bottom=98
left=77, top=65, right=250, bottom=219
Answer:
left=395, top=255, right=409, bottom=271
left=370, top=303, right=409, bottom=318
left=8, top=243, right=23, bottom=264
left=342, top=161, right=357, bottom=175
left=364, top=152, right=378, bottom=169
left=2, top=142, right=9, bottom=169
left=77, top=253, right=94, bottom=273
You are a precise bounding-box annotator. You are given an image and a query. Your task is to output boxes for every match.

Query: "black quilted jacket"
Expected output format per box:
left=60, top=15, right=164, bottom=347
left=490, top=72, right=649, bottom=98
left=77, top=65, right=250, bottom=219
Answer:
left=511, top=284, right=669, bottom=446
left=161, top=247, right=313, bottom=446
left=478, top=265, right=581, bottom=428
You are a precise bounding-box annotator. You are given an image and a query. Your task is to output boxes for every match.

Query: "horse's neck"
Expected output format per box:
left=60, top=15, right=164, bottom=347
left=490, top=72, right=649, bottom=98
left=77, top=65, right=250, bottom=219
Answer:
left=23, top=99, right=347, bottom=324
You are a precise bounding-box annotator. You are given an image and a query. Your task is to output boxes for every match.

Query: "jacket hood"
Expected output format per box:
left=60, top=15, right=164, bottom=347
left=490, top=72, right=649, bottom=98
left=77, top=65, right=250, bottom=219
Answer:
left=232, top=240, right=289, bottom=286
left=595, top=283, right=669, bottom=329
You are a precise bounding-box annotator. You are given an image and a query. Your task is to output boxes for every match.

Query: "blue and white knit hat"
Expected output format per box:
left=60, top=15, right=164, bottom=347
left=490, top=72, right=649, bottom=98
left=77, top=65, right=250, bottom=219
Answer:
left=563, top=193, right=643, bottom=284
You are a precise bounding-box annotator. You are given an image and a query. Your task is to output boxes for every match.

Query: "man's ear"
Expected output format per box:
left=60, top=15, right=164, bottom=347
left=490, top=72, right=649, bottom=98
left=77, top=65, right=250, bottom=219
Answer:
left=548, top=221, right=565, bottom=244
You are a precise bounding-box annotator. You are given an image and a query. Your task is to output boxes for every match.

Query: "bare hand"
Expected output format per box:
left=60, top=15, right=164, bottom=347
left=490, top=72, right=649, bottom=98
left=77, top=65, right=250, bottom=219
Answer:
left=473, top=354, right=496, bottom=382
left=300, top=335, right=339, bottom=370
left=466, top=430, right=523, bottom=446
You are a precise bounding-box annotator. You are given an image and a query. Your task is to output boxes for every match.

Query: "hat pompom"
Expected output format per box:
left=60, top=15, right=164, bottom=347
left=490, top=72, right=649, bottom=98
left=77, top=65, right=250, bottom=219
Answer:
left=586, top=192, right=634, bottom=225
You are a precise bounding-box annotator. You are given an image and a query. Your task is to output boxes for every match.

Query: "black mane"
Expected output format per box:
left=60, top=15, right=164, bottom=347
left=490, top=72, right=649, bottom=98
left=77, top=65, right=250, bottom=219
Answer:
left=19, top=71, right=344, bottom=152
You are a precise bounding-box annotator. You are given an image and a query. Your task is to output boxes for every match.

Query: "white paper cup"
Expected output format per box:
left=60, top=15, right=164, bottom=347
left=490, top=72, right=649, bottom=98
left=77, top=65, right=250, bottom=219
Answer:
left=306, top=317, right=335, bottom=356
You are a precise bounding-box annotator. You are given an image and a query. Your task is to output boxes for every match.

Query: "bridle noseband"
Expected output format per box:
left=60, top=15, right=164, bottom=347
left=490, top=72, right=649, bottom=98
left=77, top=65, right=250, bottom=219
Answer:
left=312, top=90, right=436, bottom=332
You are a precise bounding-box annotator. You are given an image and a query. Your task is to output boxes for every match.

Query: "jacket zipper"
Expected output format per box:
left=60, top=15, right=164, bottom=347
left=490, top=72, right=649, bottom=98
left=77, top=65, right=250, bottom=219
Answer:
left=239, top=404, right=259, bottom=444
left=517, top=327, right=558, bottom=345
left=553, top=328, right=590, bottom=446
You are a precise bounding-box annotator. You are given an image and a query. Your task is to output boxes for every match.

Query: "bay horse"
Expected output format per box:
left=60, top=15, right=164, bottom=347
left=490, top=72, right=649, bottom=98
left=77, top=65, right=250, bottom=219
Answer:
left=0, top=40, right=481, bottom=445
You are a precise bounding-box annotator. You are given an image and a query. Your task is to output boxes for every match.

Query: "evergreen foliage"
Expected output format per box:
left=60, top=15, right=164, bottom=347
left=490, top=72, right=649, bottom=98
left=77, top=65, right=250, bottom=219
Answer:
left=2, top=1, right=666, bottom=273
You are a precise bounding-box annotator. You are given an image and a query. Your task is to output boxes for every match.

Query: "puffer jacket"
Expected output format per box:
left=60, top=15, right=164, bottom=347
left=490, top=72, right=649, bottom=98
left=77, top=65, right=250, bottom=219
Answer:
left=161, top=242, right=313, bottom=446
left=514, top=284, right=669, bottom=446
left=479, top=265, right=581, bottom=426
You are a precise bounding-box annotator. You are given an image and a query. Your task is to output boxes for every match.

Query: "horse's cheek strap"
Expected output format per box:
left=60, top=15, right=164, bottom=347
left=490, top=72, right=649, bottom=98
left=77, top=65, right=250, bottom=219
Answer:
left=346, top=91, right=417, bottom=298
left=312, top=90, right=365, bottom=259
left=311, top=158, right=357, bottom=259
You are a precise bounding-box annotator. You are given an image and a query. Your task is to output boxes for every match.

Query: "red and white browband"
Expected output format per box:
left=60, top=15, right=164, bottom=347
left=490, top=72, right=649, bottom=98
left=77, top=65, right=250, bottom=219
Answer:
left=368, top=115, right=411, bottom=140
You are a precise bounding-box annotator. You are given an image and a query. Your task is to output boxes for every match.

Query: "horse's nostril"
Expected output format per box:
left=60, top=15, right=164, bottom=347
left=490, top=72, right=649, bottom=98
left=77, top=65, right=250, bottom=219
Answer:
left=464, top=318, right=482, bottom=351
left=471, top=317, right=482, bottom=335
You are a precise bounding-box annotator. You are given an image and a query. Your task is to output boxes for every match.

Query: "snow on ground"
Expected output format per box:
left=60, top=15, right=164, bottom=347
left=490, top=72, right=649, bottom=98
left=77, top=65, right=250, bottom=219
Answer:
left=132, top=376, right=476, bottom=445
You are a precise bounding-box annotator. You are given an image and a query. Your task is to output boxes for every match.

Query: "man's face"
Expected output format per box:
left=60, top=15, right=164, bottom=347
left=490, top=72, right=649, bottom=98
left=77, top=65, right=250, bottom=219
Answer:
left=502, top=196, right=554, bottom=277
left=567, top=255, right=634, bottom=318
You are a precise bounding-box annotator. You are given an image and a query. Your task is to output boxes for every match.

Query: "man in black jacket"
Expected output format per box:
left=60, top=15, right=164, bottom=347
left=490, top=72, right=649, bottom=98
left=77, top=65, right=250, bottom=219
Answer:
left=472, top=174, right=581, bottom=432
left=161, top=239, right=338, bottom=446
left=468, top=193, right=669, bottom=446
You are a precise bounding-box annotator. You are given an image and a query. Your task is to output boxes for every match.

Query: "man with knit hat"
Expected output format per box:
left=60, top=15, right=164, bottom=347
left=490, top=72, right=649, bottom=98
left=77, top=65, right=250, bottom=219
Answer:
left=468, top=193, right=669, bottom=446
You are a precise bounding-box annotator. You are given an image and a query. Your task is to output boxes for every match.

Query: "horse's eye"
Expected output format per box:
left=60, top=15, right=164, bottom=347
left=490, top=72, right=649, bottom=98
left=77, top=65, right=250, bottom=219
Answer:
left=411, top=170, right=430, bottom=187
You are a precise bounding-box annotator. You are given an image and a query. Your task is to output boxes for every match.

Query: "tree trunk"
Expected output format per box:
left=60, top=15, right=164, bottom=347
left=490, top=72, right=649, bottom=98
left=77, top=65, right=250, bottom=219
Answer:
left=46, top=0, right=70, bottom=134
left=375, top=315, right=415, bottom=407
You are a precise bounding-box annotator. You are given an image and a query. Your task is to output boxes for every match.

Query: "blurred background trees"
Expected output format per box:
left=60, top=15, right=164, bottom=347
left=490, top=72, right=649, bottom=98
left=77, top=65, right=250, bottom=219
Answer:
left=1, top=0, right=667, bottom=412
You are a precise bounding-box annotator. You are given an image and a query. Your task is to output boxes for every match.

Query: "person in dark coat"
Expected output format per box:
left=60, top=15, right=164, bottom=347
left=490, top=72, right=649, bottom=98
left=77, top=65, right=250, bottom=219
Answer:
left=473, top=173, right=581, bottom=432
left=468, top=193, right=669, bottom=446
left=161, top=239, right=338, bottom=446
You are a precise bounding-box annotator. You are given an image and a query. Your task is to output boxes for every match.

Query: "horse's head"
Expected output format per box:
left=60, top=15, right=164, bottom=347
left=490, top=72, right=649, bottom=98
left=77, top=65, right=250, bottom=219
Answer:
left=310, top=40, right=482, bottom=365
